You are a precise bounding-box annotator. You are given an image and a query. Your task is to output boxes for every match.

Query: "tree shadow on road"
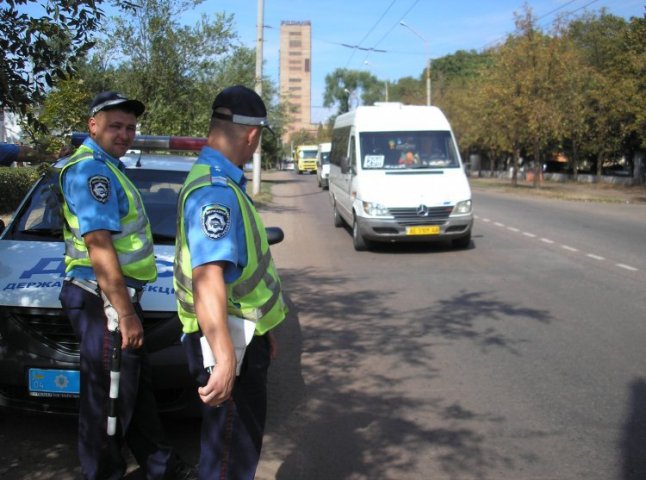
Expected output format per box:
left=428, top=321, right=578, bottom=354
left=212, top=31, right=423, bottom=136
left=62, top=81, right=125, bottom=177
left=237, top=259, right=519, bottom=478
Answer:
left=262, top=267, right=554, bottom=480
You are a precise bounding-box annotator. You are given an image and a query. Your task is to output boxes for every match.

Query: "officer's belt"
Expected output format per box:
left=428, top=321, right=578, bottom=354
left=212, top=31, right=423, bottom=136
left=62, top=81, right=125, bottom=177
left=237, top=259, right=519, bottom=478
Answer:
left=65, top=278, right=142, bottom=303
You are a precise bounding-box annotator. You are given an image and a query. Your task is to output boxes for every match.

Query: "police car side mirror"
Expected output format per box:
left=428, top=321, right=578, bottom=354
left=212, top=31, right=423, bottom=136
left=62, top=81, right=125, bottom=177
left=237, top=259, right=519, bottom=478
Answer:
left=0, top=219, right=5, bottom=234
left=266, top=227, right=284, bottom=245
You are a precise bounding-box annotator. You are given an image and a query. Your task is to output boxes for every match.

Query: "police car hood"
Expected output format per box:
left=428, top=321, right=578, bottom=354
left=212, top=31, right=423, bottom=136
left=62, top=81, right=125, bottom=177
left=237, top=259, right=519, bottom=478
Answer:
left=0, top=240, right=177, bottom=311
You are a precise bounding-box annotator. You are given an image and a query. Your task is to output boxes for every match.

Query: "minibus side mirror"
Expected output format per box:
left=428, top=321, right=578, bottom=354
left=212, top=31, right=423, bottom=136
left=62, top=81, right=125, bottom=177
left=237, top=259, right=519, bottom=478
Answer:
left=341, top=156, right=350, bottom=174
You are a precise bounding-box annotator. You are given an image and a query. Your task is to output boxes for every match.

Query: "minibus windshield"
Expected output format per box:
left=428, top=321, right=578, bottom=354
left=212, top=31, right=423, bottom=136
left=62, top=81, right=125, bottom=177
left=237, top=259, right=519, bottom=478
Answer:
left=359, top=131, right=459, bottom=170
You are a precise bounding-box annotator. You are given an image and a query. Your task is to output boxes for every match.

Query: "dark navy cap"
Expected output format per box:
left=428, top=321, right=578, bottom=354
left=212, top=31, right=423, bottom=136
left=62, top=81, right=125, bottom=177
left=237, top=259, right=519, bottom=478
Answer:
left=89, top=91, right=145, bottom=117
left=211, top=85, right=274, bottom=136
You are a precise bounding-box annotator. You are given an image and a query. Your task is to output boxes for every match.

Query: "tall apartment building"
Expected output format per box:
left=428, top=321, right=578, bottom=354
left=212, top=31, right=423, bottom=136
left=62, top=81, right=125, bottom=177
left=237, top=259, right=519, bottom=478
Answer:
left=279, top=21, right=317, bottom=143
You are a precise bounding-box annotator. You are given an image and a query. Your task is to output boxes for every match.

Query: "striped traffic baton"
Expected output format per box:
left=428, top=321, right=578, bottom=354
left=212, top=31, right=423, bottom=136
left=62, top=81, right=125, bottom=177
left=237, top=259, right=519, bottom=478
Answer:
left=107, top=328, right=121, bottom=436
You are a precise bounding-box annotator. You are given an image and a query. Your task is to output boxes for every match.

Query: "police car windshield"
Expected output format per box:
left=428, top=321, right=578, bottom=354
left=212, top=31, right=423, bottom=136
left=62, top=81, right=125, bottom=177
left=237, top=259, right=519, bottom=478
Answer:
left=4, top=167, right=187, bottom=244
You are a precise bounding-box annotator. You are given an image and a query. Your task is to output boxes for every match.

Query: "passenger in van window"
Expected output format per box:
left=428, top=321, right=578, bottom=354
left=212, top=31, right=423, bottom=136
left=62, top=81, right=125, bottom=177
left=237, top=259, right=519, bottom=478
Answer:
left=399, top=149, right=420, bottom=166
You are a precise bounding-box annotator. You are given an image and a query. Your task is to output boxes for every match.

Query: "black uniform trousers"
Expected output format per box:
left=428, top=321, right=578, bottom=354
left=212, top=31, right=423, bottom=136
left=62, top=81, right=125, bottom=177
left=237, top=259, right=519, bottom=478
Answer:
left=183, top=332, right=270, bottom=480
left=60, top=281, right=175, bottom=480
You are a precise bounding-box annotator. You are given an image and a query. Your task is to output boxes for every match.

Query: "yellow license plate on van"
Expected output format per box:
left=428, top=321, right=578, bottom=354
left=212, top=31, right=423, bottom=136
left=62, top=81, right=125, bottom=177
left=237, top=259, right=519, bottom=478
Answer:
left=406, top=225, right=441, bottom=235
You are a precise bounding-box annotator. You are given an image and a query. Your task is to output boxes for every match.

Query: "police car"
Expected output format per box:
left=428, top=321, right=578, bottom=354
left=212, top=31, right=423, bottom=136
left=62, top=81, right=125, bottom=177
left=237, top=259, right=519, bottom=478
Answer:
left=0, top=134, right=208, bottom=415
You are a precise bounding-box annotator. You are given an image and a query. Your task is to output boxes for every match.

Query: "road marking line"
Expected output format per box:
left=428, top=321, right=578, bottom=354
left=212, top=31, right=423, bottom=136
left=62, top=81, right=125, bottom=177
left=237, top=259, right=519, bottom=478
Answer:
left=616, top=263, right=638, bottom=272
left=482, top=218, right=639, bottom=274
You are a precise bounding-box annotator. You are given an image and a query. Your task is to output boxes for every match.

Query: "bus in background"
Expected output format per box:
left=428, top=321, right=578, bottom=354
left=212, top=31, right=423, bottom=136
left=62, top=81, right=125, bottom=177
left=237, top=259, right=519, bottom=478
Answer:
left=294, top=144, right=318, bottom=174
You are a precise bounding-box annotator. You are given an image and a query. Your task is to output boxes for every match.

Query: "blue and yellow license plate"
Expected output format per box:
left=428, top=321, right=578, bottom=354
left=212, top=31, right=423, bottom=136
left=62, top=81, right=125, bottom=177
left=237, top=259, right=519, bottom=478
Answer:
left=29, top=368, right=80, bottom=397
left=406, top=225, right=441, bottom=236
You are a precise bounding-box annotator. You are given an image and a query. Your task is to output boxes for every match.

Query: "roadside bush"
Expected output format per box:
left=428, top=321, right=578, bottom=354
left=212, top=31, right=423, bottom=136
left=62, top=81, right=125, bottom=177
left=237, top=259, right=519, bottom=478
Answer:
left=0, top=166, right=42, bottom=214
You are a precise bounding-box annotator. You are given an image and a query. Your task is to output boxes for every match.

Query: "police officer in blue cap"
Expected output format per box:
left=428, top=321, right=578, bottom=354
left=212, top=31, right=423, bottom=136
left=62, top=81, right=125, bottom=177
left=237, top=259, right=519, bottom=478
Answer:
left=174, top=85, right=287, bottom=479
left=58, top=91, right=196, bottom=479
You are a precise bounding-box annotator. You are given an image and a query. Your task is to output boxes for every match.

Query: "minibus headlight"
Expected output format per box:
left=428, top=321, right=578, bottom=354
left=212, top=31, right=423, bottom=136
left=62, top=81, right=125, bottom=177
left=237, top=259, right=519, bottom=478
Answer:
left=453, top=200, right=472, bottom=215
left=362, top=201, right=389, bottom=216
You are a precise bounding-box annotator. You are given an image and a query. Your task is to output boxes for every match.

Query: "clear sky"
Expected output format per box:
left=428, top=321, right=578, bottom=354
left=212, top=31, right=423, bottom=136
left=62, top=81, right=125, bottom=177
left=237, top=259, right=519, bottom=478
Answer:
left=185, top=0, right=643, bottom=123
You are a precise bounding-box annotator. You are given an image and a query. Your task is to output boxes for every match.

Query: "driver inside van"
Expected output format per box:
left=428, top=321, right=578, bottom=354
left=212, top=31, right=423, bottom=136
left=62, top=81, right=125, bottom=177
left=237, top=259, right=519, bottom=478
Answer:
left=384, top=139, right=400, bottom=167
left=399, top=150, right=419, bottom=166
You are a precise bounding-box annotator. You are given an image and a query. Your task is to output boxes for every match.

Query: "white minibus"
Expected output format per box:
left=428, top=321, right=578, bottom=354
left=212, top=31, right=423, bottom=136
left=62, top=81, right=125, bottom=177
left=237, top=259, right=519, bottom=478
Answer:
left=316, top=142, right=331, bottom=189
left=328, top=102, right=473, bottom=251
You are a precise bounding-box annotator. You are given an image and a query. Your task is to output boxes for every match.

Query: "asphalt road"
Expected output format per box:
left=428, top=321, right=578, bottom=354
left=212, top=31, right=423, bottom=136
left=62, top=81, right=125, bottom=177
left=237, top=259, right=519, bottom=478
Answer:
left=2, top=171, right=645, bottom=479
left=256, top=171, right=646, bottom=480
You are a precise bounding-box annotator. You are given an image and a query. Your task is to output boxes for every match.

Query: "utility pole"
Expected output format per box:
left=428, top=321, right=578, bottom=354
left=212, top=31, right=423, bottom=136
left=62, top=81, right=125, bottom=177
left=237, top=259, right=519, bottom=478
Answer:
left=252, top=0, right=264, bottom=195
left=400, top=21, right=431, bottom=106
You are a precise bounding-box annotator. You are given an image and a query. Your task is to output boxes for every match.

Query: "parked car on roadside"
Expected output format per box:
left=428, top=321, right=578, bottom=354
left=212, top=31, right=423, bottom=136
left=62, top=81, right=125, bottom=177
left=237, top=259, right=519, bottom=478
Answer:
left=281, top=156, right=295, bottom=171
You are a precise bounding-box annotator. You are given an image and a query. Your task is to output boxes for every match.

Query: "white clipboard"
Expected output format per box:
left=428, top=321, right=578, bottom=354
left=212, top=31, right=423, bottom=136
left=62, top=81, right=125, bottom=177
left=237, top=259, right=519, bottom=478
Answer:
left=200, top=315, right=256, bottom=376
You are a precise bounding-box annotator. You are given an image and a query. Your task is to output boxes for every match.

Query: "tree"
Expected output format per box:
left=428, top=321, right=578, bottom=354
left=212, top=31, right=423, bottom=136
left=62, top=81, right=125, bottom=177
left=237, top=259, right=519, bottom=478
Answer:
left=289, top=129, right=317, bottom=148
left=36, top=76, right=92, bottom=152
left=107, top=0, right=240, bottom=135
left=565, top=11, right=635, bottom=175
left=388, top=76, right=425, bottom=105
left=457, top=8, right=585, bottom=186
left=31, top=0, right=287, bottom=168
left=323, top=68, right=381, bottom=115
left=429, top=49, right=492, bottom=102
left=567, top=9, right=629, bottom=71
left=621, top=15, right=646, bottom=150
left=0, top=0, right=134, bottom=126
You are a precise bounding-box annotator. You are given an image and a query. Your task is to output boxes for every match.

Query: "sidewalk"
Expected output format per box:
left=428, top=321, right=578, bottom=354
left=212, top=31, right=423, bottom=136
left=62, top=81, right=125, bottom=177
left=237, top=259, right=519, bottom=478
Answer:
left=470, top=177, right=646, bottom=204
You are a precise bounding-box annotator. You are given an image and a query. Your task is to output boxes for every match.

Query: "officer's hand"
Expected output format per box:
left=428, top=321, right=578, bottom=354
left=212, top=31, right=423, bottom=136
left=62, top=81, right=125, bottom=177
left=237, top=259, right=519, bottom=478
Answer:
left=119, top=313, right=144, bottom=350
left=198, top=360, right=236, bottom=407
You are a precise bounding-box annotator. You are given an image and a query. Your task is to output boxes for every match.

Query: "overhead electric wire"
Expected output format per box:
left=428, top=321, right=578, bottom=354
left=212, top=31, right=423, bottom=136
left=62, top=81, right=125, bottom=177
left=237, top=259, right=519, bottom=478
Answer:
left=318, top=0, right=607, bottom=77
left=344, top=0, right=398, bottom=68
left=480, top=0, right=600, bottom=51
left=536, top=0, right=580, bottom=22
left=368, top=0, right=422, bottom=51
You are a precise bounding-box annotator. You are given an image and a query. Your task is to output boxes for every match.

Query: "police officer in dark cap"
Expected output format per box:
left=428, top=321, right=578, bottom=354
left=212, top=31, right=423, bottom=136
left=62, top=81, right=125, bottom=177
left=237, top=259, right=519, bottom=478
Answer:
left=174, top=85, right=288, bottom=479
left=58, top=91, right=196, bottom=479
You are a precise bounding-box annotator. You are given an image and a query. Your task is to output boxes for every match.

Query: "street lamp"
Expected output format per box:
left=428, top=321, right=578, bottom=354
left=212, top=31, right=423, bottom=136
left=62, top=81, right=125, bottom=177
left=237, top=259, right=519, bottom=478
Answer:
left=363, top=60, right=389, bottom=101
left=400, top=21, right=431, bottom=106
left=343, top=88, right=358, bottom=111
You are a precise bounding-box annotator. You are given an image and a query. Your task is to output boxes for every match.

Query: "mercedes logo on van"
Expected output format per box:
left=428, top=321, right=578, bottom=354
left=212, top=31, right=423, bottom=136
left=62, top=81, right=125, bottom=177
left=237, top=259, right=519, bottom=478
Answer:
left=416, top=205, right=429, bottom=217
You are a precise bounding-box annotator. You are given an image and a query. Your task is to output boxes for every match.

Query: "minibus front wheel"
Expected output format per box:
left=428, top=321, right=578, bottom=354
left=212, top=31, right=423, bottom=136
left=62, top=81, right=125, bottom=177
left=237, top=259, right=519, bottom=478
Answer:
left=352, top=215, right=371, bottom=251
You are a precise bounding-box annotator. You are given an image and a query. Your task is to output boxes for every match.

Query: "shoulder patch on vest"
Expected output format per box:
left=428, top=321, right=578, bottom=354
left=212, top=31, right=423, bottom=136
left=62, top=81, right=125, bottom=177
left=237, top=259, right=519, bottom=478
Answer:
left=211, top=176, right=228, bottom=187
left=88, top=175, right=110, bottom=203
left=201, top=204, right=231, bottom=240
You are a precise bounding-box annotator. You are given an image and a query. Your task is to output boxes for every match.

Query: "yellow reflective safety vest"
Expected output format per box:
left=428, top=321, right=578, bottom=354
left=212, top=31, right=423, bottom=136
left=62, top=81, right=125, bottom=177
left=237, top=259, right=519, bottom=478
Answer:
left=174, top=163, right=287, bottom=335
left=59, top=145, right=157, bottom=283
